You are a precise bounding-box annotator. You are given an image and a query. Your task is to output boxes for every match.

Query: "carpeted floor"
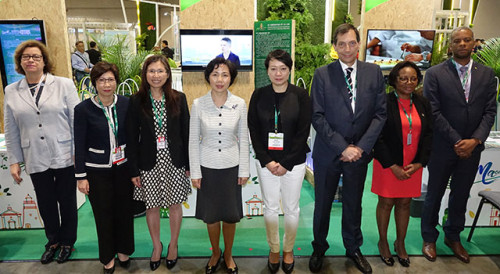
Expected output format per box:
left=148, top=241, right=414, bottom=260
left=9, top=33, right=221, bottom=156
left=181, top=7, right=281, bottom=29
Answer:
left=1, top=164, right=499, bottom=261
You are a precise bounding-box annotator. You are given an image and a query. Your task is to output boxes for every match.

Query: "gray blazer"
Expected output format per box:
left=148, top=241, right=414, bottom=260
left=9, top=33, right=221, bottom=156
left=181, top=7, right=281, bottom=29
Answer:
left=4, top=73, right=80, bottom=174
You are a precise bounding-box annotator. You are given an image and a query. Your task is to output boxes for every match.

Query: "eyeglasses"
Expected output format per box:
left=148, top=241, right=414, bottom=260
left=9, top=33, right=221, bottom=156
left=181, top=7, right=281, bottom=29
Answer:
left=97, top=78, right=116, bottom=84
left=21, top=54, right=43, bottom=62
left=336, top=41, right=358, bottom=49
left=398, top=77, right=419, bottom=83
left=147, top=69, right=167, bottom=75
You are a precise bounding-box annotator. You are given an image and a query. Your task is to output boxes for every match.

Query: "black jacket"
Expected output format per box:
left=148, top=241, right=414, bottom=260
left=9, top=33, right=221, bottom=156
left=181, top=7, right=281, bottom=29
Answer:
left=248, top=84, right=311, bottom=171
left=126, top=91, right=190, bottom=177
left=373, top=92, right=433, bottom=168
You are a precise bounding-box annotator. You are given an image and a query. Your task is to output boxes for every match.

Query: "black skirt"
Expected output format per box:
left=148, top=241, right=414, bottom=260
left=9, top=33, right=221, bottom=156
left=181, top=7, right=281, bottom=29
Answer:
left=195, top=166, right=243, bottom=223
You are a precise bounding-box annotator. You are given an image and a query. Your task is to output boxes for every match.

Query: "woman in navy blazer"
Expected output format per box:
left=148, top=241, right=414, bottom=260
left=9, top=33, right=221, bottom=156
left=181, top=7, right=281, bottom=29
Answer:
left=74, top=62, right=134, bottom=273
left=4, top=40, right=80, bottom=264
left=126, top=55, right=191, bottom=271
left=372, top=61, right=433, bottom=268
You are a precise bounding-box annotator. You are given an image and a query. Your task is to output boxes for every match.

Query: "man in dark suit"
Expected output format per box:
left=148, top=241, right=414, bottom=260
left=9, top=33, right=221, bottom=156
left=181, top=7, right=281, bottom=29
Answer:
left=309, top=23, right=386, bottom=273
left=421, top=27, right=497, bottom=263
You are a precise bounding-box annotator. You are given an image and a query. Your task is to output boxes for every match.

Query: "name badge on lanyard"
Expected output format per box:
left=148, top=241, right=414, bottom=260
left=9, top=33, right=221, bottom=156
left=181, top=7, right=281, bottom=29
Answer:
left=157, top=136, right=167, bottom=149
left=268, top=132, right=284, bottom=150
left=112, top=144, right=126, bottom=164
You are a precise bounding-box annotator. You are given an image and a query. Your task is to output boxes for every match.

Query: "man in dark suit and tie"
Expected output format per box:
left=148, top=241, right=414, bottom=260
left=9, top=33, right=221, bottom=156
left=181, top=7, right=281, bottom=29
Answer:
left=421, top=27, right=497, bottom=263
left=309, top=23, right=386, bottom=273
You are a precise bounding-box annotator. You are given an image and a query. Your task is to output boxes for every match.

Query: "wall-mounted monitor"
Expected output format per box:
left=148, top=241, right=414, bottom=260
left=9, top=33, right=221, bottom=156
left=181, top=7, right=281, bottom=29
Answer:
left=180, top=29, right=253, bottom=71
left=365, top=29, right=436, bottom=70
left=0, top=20, right=46, bottom=89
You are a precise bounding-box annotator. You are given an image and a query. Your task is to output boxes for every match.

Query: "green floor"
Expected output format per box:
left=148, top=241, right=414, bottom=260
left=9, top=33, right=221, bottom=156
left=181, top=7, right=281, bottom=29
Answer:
left=1, top=165, right=500, bottom=261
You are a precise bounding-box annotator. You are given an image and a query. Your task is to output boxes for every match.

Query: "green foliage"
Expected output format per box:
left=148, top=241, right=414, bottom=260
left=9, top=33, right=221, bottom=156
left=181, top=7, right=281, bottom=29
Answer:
left=265, top=0, right=314, bottom=45
left=307, top=0, right=326, bottom=45
left=332, top=0, right=349, bottom=40
left=473, top=37, right=500, bottom=80
left=431, top=33, right=450, bottom=67
left=295, top=43, right=333, bottom=90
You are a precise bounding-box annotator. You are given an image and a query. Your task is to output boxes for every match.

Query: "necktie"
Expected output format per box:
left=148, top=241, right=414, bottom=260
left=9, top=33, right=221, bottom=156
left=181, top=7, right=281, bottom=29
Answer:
left=460, top=66, right=469, bottom=101
left=346, top=67, right=354, bottom=102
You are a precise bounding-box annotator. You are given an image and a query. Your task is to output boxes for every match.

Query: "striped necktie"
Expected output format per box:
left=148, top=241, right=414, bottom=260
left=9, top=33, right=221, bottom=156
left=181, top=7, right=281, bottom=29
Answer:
left=346, top=67, right=354, bottom=102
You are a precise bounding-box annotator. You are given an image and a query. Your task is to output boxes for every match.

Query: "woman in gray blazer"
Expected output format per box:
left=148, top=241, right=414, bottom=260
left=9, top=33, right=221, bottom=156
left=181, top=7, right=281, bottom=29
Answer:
left=4, top=40, right=80, bottom=264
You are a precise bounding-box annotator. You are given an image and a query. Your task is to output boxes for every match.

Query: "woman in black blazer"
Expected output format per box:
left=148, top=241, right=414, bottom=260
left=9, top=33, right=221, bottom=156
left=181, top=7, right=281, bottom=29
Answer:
left=126, top=55, right=191, bottom=271
left=371, top=61, right=433, bottom=268
left=75, top=62, right=134, bottom=273
left=248, top=50, right=311, bottom=274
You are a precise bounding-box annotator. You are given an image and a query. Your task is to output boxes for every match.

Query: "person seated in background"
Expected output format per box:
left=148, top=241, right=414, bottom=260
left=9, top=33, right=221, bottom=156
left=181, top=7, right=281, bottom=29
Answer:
left=86, top=41, right=101, bottom=65
left=72, top=41, right=93, bottom=86
left=216, top=37, right=240, bottom=68
left=161, top=40, right=174, bottom=60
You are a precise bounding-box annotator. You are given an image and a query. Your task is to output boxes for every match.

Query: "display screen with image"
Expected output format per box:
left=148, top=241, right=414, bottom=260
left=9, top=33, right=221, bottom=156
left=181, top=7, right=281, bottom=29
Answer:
left=365, top=29, right=436, bottom=70
left=0, top=20, right=46, bottom=88
left=180, top=29, right=253, bottom=71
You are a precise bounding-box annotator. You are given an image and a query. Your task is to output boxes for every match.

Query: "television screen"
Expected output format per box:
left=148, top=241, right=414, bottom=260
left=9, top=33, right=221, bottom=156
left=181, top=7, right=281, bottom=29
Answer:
left=0, top=20, right=46, bottom=88
left=180, top=29, right=253, bottom=71
left=365, top=29, right=435, bottom=70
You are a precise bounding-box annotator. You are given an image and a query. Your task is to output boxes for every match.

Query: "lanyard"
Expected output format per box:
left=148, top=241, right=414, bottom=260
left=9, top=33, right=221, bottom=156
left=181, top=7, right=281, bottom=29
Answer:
left=394, top=92, right=413, bottom=132
left=343, top=74, right=357, bottom=102
left=451, top=59, right=470, bottom=90
left=96, top=96, right=118, bottom=140
left=150, top=91, right=165, bottom=132
left=29, top=74, right=47, bottom=106
left=274, top=106, right=280, bottom=133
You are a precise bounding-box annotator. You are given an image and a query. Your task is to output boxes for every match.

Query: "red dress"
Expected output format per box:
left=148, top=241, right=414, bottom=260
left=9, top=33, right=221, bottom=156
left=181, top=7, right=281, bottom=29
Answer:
left=371, top=98, right=422, bottom=198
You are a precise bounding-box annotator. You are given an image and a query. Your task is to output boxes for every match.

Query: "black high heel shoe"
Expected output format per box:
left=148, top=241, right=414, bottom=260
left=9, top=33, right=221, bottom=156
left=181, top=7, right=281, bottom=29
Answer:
left=377, top=242, right=394, bottom=266
left=150, top=242, right=163, bottom=271
left=223, top=255, right=238, bottom=274
left=281, top=251, right=295, bottom=274
left=118, top=257, right=131, bottom=269
left=394, top=242, right=410, bottom=267
left=205, top=248, right=222, bottom=274
left=103, top=264, right=115, bottom=274
left=166, top=244, right=178, bottom=269
left=267, top=251, right=280, bottom=273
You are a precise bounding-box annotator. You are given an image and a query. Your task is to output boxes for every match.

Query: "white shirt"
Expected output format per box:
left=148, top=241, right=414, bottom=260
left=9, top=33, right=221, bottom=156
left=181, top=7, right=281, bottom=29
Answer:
left=189, top=91, right=249, bottom=179
left=339, top=59, right=358, bottom=112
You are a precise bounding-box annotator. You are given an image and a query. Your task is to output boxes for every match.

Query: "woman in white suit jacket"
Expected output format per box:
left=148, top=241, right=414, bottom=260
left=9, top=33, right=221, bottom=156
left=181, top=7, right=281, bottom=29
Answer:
left=4, top=40, right=80, bottom=264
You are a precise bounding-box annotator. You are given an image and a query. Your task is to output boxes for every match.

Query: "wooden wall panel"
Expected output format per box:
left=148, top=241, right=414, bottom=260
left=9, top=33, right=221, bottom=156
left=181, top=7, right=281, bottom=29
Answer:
left=180, top=0, right=254, bottom=108
left=0, top=0, right=72, bottom=132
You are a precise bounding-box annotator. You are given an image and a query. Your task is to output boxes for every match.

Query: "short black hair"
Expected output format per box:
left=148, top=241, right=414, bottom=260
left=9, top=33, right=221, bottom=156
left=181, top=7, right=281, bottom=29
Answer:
left=450, top=26, right=474, bottom=43
left=204, top=57, right=238, bottom=86
left=221, top=37, right=231, bottom=44
left=90, top=61, right=120, bottom=88
left=89, top=41, right=96, bottom=48
left=332, top=23, right=360, bottom=45
left=388, top=61, right=422, bottom=88
left=265, top=49, right=293, bottom=70
left=162, top=40, right=168, bottom=46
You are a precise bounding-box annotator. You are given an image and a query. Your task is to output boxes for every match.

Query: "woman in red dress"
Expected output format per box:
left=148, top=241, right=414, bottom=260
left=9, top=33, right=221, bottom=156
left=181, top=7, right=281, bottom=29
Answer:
left=372, top=61, right=433, bottom=267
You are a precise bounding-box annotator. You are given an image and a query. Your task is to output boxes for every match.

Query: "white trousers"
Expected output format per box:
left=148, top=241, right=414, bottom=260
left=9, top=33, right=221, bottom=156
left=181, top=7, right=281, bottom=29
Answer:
left=257, top=161, right=306, bottom=253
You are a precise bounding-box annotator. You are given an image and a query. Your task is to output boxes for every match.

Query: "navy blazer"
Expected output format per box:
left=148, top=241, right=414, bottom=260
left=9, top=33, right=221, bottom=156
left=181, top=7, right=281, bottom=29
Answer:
left=423, top=59, right=497, bottom=152
left=126, top=91, right=190, bottom=177
left=373, top=92, right=433, bottom=168
left=74, top=95, right=129, bottom=179
left=248, top=84, right=311, bottom=170
left=311, top=60, right=387, bottom=165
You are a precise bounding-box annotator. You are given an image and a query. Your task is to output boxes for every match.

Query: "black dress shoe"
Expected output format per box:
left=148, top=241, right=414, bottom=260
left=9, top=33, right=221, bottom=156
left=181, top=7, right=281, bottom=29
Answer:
left=224, top=260, right=238, bottom=274
left=379, top=254, right=395, bottom=266
left=118, top=258, right=131, bottom=269
left=309, top=251, right=324, bottom=273
left=346, top=250, right=372, bottom=273
left=40, top=245, right=59, bottom=264
left=56, top=246, right=72, bottom=264
left=150, top=242, right=163, bottom=271
left=205, top=249, right=222, bottom=274
left=103, top=265, right=115, bottom=274
left=166, top=244, right=178, bottom=269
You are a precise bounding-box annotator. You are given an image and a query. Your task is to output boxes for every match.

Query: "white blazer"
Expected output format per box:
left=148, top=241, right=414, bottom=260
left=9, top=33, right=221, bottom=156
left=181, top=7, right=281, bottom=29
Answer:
left=4, top=73, right=80, bottom=174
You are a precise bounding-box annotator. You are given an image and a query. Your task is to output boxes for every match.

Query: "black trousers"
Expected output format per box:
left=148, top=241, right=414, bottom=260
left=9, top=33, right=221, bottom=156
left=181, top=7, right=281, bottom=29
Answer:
left=30, top=166, right=78, bottom=248
left=87, top=165, right=134, bottom=264
left=311, top=156, right=369, bottom=254
left=421, top=147, right=482, bottom=242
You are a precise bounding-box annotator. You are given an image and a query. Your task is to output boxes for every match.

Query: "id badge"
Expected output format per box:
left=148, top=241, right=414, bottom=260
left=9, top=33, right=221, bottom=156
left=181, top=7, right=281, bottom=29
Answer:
left=157, top=136, right=166, bottom=149
left=112, top=145, right=126, bottom=164
left=407, top=132, right=412, bottom=145
left=268, top=132, right=284, bottom=150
